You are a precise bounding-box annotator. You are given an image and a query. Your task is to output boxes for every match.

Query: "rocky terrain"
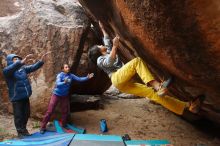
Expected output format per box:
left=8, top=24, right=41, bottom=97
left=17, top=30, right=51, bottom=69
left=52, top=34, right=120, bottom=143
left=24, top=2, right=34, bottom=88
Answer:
left=1, top=0, right=220, bottom=145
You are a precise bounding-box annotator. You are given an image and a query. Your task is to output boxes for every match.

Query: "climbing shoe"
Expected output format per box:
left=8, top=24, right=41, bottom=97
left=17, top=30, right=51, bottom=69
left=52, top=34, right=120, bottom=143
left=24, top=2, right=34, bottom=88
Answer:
left=157, top=77, right=173, bottom=96
left=188, top=95, right=206, bottom=114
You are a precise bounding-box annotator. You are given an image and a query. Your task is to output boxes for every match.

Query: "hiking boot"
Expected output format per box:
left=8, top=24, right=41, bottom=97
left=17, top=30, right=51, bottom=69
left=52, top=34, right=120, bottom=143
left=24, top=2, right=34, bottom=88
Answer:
left=40, top=128, right=46, bottom=134
left=17, top=133, right=25, bottom=139
left=22, top=129, right=32, bottom=136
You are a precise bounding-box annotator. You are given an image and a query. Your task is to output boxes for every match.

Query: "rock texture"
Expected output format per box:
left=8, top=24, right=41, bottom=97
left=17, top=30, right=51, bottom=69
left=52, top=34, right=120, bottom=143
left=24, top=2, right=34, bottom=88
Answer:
left=79, top=0, right=220, bottom=123
left=70, top=94, right=101, bottom=112
left=0, top=0, right=22, bottom=17
left=0, top=0, right=111, bottom=118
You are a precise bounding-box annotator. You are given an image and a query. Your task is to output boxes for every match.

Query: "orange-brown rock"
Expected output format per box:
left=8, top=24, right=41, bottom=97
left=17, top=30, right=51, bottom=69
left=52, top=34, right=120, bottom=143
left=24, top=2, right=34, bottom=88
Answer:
left=79, top=0, right=220, bottom=123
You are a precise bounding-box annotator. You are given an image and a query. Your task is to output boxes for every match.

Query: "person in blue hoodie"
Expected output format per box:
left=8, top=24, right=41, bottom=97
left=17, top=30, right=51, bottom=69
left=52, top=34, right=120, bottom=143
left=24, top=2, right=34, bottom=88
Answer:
left=40, top=64, right=94, bottom=134
left=3, top=52, right=50, bottom=137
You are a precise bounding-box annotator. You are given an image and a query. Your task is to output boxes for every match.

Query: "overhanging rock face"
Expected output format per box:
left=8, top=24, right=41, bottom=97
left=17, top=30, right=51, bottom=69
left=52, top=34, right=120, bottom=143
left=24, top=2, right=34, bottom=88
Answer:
left=78, top=0, right=220, bottom=123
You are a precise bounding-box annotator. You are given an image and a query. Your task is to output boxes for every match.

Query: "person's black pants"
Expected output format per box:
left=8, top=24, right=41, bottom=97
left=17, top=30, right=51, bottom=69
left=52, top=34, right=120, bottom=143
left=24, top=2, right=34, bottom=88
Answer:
left=12, top=99, right=30, bottom=134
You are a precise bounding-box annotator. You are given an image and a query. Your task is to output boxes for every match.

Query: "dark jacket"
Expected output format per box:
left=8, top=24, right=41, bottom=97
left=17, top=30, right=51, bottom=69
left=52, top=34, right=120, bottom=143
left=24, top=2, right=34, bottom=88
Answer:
left=53, top=72, right=89, bottom=96
left=3, top=54, right=44, bottom=102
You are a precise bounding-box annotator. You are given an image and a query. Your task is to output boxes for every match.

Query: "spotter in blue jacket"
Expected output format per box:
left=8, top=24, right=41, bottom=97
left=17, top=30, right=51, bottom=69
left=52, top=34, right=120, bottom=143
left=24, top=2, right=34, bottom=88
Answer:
left=3, top=54, right=44, bottom=102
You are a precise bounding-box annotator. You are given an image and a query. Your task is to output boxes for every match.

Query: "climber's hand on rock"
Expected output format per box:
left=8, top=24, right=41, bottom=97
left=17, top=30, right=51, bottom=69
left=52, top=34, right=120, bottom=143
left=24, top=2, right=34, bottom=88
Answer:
left=87, top=73, right=94, bottom=79
left=113, top=36, right=120, bottom=47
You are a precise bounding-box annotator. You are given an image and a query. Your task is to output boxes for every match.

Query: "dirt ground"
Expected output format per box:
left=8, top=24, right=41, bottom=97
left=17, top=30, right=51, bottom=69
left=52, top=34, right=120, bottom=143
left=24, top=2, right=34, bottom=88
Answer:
left=0, top=94, right=220, bottom=146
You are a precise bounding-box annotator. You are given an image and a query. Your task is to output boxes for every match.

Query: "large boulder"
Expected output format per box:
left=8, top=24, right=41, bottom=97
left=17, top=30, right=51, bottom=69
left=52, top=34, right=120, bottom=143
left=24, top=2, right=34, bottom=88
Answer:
left=78, top=0, right=220, bottom=123
left=0, top=0, right=22, bottom=17
left=0, top=0, right=111, bottom=118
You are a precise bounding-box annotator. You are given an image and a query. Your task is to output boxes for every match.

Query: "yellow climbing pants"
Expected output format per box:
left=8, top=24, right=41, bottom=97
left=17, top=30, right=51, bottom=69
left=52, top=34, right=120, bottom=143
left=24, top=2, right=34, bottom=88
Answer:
left=111, top=57, right=187, bottom=115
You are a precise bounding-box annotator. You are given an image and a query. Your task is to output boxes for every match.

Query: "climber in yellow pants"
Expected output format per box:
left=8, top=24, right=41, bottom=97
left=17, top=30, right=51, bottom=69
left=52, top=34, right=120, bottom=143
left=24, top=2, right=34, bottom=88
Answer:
left=88, top=21, right=202, bottom=115
left=111, top=57, right=186, bottom=115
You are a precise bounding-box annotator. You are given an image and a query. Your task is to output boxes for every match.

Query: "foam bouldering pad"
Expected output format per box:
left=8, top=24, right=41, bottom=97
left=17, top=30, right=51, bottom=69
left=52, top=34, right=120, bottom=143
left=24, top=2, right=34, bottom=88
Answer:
left=53, top=120, right=86, bottom=134
left=125, top=140, right=172, bottom=146
left=69, top=134, right=125, bottom=146
left=0, top=132, right=75, bottom=146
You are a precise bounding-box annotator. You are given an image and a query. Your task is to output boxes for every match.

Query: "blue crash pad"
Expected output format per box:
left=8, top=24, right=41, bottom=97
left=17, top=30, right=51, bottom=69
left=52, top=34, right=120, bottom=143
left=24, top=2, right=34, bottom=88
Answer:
left=53, top=120, right=86, bottom=134
left=69, top=134, right=125, bottom=146
left=0, top=120, right=171, bottom=146
left=0, top=132, right=74, bottom=146
left=125, top=140, right=171, bottom=145
left=0, top=132, right=171, bottom=146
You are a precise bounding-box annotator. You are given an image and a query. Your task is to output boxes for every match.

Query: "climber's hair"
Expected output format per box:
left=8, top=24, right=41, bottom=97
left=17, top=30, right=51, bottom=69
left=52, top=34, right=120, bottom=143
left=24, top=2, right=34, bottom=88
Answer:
left=61, top=64, right=69, bottom=70
left=88, top=45, right=102, bottom=65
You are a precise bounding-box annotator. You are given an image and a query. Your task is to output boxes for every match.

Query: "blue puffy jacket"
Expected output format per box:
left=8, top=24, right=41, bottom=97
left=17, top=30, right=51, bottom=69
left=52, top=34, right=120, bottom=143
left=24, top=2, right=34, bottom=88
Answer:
left=3, top=54, right=44, bottom=102
left=53, top=72, right=89, bottom=96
